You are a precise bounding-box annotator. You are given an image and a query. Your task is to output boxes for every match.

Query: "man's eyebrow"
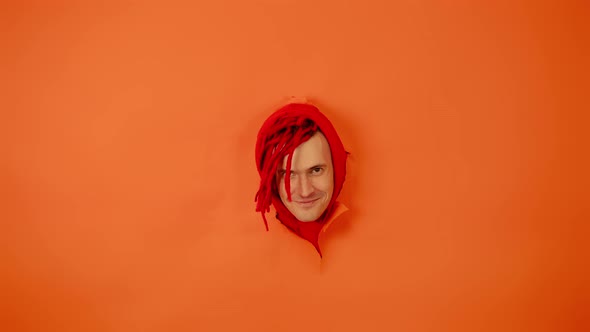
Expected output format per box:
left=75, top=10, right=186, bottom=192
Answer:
left=307, top=164, right=327, bottom=171
left=277, top=164, right=327, bottom=173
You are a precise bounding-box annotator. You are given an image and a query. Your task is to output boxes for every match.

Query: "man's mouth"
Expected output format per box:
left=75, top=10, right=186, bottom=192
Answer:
left=294, top=198, right=320, bottom=207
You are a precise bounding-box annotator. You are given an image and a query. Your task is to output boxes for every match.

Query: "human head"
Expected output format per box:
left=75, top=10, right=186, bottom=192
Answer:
left=255, top=103, right=347, bottom=230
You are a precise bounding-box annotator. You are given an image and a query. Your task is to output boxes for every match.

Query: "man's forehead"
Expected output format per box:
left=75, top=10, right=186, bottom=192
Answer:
left=279, top=132, right=332, bottom=170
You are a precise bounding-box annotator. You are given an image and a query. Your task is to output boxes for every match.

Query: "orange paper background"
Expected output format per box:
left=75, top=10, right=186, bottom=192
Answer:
left=1, top=1, right=588, bottom=331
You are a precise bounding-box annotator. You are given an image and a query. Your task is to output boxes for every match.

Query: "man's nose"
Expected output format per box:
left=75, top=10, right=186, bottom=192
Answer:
left=296, top=175, right=314, bottom=197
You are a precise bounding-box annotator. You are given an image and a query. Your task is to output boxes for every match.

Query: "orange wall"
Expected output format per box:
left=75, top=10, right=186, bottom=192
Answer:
left=1, top=1, right=588, bottom=331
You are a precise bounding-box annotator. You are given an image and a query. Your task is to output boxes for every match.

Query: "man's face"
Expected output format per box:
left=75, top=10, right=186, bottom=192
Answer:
left=277, top=131, right=334, bottom=222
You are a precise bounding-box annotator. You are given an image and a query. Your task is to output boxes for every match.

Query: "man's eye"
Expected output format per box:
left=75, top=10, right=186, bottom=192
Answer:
left=311, top=167, right=323, bottom=175
left=278, top=171, right=296, bottom=178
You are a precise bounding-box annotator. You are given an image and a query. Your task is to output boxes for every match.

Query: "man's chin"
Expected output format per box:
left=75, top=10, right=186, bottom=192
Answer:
left=290, top=210, right=321, bottom=222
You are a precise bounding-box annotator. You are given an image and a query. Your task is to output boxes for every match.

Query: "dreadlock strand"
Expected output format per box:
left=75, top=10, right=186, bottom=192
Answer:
left=285, top=150, right=294, bottom=202
left=261, top=212, right=269, bottom=231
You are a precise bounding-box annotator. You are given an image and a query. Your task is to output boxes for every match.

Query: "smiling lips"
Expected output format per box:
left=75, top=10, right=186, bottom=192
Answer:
left=294, top=198, right=320, bottom=207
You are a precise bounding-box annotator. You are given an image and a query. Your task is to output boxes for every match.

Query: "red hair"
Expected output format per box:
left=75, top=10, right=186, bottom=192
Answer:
left=255, top=103, right=348, bottom=255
